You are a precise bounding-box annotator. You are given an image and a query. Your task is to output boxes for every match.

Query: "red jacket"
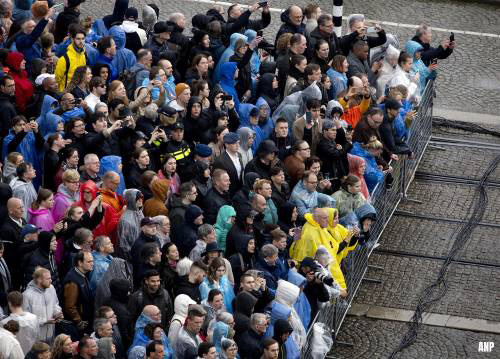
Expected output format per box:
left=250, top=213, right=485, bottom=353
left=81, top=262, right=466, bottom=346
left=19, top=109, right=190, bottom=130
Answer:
left=6, top=52, right=33, bottom=113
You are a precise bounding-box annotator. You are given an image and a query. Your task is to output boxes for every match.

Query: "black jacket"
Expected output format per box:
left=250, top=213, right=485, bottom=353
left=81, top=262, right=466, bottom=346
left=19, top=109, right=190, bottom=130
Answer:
left=125, top=162, right=150, bottom=189
left=379, top=112, right=412, bottom=155
left=130, top=232, right=160, bottom=275
left=63, top=267, right=95, bottom=328
left=176, top=204, right=203, bottom=258
left=411, top=35, right=454, bottom=66
left=54, top=7, right=80, bottom=44
left=270, top=181, right=290, bottom=209
left=228, top=233, right=255, bottom=286
left=104, top=278, right=133, bottom=348
left=340, top=29, right=387, bottom=56
left=168, top=195, right=190, bottom=243
left=128, top=285, right=174, bottom=329
left=212, top=151, right=243, bottom=196
left=316, top=135, right=351, bottom=180
left=173, top=275, right=201, bottom=303
left=303, top=279, right=330, bottom=321
left=237, top=328, right=264, bottom=359
left=0, top=93, right=17, bottom=139
left=233, top=291, right=257, bottom=341
left=43, top=149, right=60, bottom=192
left=202, top=187, right=231, bottom=224
left=244, top=157, right=273, bottom=180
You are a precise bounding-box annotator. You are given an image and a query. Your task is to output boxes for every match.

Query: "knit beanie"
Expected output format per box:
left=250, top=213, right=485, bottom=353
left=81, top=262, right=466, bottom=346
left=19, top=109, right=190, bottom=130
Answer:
left=31, top=1, right=49, bottom=18
left=175, top=83, right=190, bottom=97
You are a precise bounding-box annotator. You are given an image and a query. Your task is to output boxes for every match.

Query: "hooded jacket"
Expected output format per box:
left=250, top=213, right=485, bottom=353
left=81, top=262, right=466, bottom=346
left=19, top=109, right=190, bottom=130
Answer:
left=225, top=203, right=254, bottom=257
left=289, top=211, right=346, bottom=289
left=200, top=272, right=235, bottom=313
left=52, top=183, right=80, bottom=223
left=102, top=278, right=133, bottom=348
left=256, top=73, right=280, bottom=114
left=411, top=34, right=453, bottom=66
left=286, top=270, right=311, bottom=329
left=182, top=96, right=213, bottom=144
left=128, top=283, right=174, bottom=330
left=28, top=207, right=55, bottom=232
left=143, top=179, right=169, bottom=217
left=233, top=291, right=257, bottom=335
left=177, top=204, right=203, bottom=257
left=6, top=52, right=34, bottom=113
left=121, top=20, right=147, bottom=53
left=9, top=177, right=37, bottom=220
left=168, top=294, right=196, bottom=348
left=349, top=142, right=385, bottom=193
left=290, top=180, right=335, bottom=220
left=332, top=187, right=367, bottom=219
left=214, top=205, right=236, bottom=252
left=110, top=25, right=138, bottom=74
left=202, top=185, right=231, bottom=225
left=274, top=280, right=306, bottom=349
left=95, top=257, right=132, bottom=309
left=55, top=43, right=87, bottom=92
left=405, top=40, right=436, bottom=96
left=213, top=32, right=247, bottom=83
left=219, top=62, right=240, bottom=112
left=265, top=302, right=300, bottom=359
left=129, top=311, right=174, bottom=359
left=118, top=188, right=145, bottom=256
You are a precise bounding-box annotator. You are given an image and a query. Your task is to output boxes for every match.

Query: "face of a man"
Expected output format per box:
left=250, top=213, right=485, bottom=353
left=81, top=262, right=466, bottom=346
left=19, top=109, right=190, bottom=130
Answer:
left=85, top=340, right=98, bottom=357
left=38, top=272, right=52, bottom=289
left=241, top=276, right=255, bottom=292
left=210, top=294, right=224, bottom=311
left=73, top=33, right=86, bottom=50
left=142, top=224, right=157, bottom=237
left=275, top=122, right=288, bottom=138
left=217, top=173, right=231, bottom=192
left=368, top=113, right=383, bottom=128
left=99, top=322, right=113, bottom=337
left=204, top=347, right=217, bottom=359
left=145, top=275, right=161, bottom=293
left=80, top=252, right=94, bottom=273
left=304, top=174, right=318, bottom=192
left=188, top=315, right=205, bottom=333
left=2, top=79, right=15, bottom=96
left=264, top=343, right=279, bottom=359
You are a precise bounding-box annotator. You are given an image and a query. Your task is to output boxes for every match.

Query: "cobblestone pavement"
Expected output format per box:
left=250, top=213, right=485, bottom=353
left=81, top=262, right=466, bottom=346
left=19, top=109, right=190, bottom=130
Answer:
left=79, top=0, right=500, bottom=115
left=330, top=316, right=500, bottom=359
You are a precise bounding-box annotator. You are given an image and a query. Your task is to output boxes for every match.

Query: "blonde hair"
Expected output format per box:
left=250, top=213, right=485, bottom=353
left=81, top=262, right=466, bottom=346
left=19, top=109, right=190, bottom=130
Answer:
left=62, top=169, right=80, bottom=183
left=363, top=136, right=384, bottom=150
left=253, top=179, right=271, bottom=193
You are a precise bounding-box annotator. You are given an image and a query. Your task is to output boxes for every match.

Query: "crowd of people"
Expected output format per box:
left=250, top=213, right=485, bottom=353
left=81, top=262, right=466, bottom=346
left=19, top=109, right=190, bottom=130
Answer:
left=0, top=0, right=455, bottom=358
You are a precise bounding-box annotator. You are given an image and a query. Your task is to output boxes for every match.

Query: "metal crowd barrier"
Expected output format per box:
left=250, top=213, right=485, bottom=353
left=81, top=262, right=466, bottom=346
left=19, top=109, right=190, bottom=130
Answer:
left=301, top=80, right=435, bottom=357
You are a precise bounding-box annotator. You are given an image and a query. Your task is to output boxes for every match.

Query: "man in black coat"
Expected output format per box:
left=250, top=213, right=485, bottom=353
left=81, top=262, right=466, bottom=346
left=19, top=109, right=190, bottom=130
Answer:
left=212, top=132, right=243, bottom=196
left=316, top=120, right=351, bottom=182
left=411, top=23, right=455, bottom=66
left=54, top=0, right=83, bottom=44
left=104, top=278, right=133, bottom=349
left=244, top=140, right=280, bottom=180
left=130, top=217, right=161, bottom=276
left=0, top=75, right=17, bottom=142
left=202, top=168, right=231, bottom=224
left=128, top=270, right=173, bottom=329
left=1, top=198, right=26, bottom=289
left=276, top=33, right=307, bottom=97
left=237, top=313, right=268, bottom=359
left=379, top=99, right=413, bottom=156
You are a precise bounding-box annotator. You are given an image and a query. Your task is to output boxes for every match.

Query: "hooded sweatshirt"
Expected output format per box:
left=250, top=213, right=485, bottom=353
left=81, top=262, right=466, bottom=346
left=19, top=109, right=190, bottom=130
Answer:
left=219, top=62, right=240, bottom=112
left=168, top=294, right=197, bottom=348
left=143, top=179, right=169, bottom=217
left=6, top=52, right=34, bottom=113
left=117, top=189, right=144, bottom=255
left=110, top=25, right=137, bottom=74
left=9, top=177, right=37, bottom=220
left=214, top=205, right=236, bottom=252
left=52, top=183, right=80, bottom=223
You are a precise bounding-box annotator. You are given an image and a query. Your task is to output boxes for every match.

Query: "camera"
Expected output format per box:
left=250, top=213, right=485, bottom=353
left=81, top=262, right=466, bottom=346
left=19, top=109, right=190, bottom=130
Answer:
left=314, top=271, right=334, bottom=286
left=258, top=1, right=268, bottom=8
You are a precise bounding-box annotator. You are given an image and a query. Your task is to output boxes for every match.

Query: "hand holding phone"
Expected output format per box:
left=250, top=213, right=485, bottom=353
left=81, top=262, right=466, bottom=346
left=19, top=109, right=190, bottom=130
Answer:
left=449, top=32, right=454, bottom=43
left=258, top=1, right=268, bottom=8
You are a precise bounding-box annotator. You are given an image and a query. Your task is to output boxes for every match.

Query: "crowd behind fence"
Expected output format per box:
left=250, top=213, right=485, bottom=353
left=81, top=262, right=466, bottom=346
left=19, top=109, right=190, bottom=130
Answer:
left=301, top=79, right=435, bottom=358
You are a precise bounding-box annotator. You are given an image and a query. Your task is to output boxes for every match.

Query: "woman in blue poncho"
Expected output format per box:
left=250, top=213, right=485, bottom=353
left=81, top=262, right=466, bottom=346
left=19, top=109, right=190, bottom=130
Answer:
left=264, top=301, right=301, bottom=359
left=213, top=33, right=248, bottom=84
left=287, top=270, right=312, bottom=329
left=350, top=139, right=386, bottom=194
left=199, top=257, right=235, bottom=313
left=98, top=155, right=126, bottom=195
left=218, top=62, right=240, bottom=112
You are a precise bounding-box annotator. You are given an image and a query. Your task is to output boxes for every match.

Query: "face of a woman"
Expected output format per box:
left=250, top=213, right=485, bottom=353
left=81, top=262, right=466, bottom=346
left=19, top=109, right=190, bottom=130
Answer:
left=309, top=162, right=321, bottom=175
left=139, top=88, right=151, bottom=104
left=318, top=43, right=329, bottom=59
left=165, top=158, right=176, bottom=173
left=342, top=59, right=349, bottom=73
left=359, top=162, right=366, bottom=175
left=237, top=44, right=248, bottom=56
left=218, top=128, right=229, bottom=142
left=247, top=239, right=255, bottom=253
left=348, top=181, right=362, bottom=194
left=65, top=179, right=80, bottom=194
left=402, top=58, right=413, bottom=72
left=99, top=67, right=109, bottom=81
left=72, top=120, right=85, bottom=136
left=50, top=237, right=57, bottom=252
left=225, top=344, right=238, bottom=359
left=20, top=59, right=26, bottom=70
left=114, top=83, right=126, bottom=98
left=215, top=265, right=225, bottom=279
left=333, top=213, right=339, bottom=227
left=137, top=150, right=150, bottom=167
left=297, top=59, right=307, bottom=73
left=168, top=245, right=179, bottom=261
left=63, top=338, right=73, bottom=354
left=68, top=151, right=79, bottom=167
left=153, top=327, right=163, bottom=341
left=13, top=120, right=26, bottom=134
left=322, top=76, right=331, bottom=89
left=191, top=102, right=202, bottom=118
left=196, top=57, right=209, bottom=74
left=259, top=183, right=272, bottom=199
left=247, top=133, right=254, bottom=147
left=43, top=194, right=55, bottom=209
left=85, top=68, right=92, bottom=83
left=272, top=77, right=278, bottom=89
left=202, top=84, right=210, bottom=98
left=71, top=206, right=84, bottom=221
left=291, top=207, right=298, bottom=222
left=201, top=34, right=210, bottom=48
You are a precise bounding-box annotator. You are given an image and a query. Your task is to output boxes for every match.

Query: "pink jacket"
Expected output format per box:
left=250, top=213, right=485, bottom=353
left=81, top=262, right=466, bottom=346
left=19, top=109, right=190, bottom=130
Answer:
left=28, top=208, right=56, bottom=231
left=52, top=185, right=79, bottom=223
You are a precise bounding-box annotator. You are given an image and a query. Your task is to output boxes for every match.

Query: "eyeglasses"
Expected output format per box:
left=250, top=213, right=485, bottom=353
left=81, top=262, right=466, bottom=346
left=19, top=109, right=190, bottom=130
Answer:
left=300, top=147, right=310, bottom=151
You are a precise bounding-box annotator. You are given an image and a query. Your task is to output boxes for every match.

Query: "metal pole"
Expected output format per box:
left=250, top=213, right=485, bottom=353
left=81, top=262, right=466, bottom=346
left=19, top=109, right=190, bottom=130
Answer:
left=332, top=0, right=343, bottom=37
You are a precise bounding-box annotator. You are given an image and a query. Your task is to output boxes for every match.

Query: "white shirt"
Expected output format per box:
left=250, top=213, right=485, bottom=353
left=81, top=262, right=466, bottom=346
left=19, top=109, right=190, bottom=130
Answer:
left=0, top=312, right=39, bottom=354
left=226, top=150, right=242, bottom=179
left=0, top=328, right=24, bottom=359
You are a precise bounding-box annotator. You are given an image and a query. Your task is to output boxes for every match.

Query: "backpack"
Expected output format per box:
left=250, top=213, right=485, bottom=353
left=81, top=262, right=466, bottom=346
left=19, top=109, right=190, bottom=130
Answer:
left=119, top=66, right=143, bottom=100
left=63, top=51, right=89, bottom=89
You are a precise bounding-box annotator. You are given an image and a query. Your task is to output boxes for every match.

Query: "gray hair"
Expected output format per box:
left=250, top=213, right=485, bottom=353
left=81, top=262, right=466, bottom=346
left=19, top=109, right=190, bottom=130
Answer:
left=94, top=102, right=108, bottom=113
left=176, top=257, right=193, bottom=276
left=250, top=313, right=267, bottom=329
left=217, top=312, right=233, bottom=324
left=416, top=23, right=431, bottom=37
left=73, top=228, right=93, bottom=245
left=198, top=224, right=214, bottom=238
left=261, top=244, right=278, bottom=259
left=93, top=318, right=110, bottom=333
left=84, top=153, right=99, bottom=165
left=152, top=215, right=168, bottom=225
left=348, top=14, right=365, bottom=30
left=168, top=13, right=184, bottom=23
left=95, top=236, right=110, bottom=252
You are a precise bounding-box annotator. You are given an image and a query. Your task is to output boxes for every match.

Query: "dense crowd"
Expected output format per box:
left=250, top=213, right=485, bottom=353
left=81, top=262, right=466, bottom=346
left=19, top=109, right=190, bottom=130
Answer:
left=0, top=0, right=455, bottom=358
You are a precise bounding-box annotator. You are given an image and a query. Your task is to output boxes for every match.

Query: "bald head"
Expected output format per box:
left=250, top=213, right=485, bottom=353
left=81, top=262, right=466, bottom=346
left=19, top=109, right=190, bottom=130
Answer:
left=143, top=305, right=161, bottom=318
left=103, top=171, right=120, bottom=192
left=252, top=193, right=266, bottom=214
left=350, top=76, right=363, bottom=88
left=289, top=6, right=303, bottom=26
left=313, top=208, right=329, bottom=228
left=7, top=197, right=24, bottom=219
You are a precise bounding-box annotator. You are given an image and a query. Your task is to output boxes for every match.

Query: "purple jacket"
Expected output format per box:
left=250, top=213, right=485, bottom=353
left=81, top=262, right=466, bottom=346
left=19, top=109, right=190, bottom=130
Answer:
left=28, top=208, right=55, bottom=231
left=52, top=184, right=80, bottom=223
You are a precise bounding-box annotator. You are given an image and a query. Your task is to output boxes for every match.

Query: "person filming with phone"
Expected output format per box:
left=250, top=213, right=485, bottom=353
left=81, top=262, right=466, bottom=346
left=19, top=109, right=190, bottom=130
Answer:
left=411, top=23, right=455, bottom=66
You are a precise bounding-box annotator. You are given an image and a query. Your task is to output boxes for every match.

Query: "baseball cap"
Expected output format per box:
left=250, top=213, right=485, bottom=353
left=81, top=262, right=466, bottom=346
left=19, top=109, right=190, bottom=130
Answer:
left=21, top=224, right=39, bottom=238
left=141, top=217, right=155, bottom=226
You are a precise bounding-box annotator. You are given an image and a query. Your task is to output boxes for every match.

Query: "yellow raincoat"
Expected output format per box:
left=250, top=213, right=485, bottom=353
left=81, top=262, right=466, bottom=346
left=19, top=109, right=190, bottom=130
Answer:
left=326, top=208, right=357, bottom=263
left=289, top=212, right=347, bottom=289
